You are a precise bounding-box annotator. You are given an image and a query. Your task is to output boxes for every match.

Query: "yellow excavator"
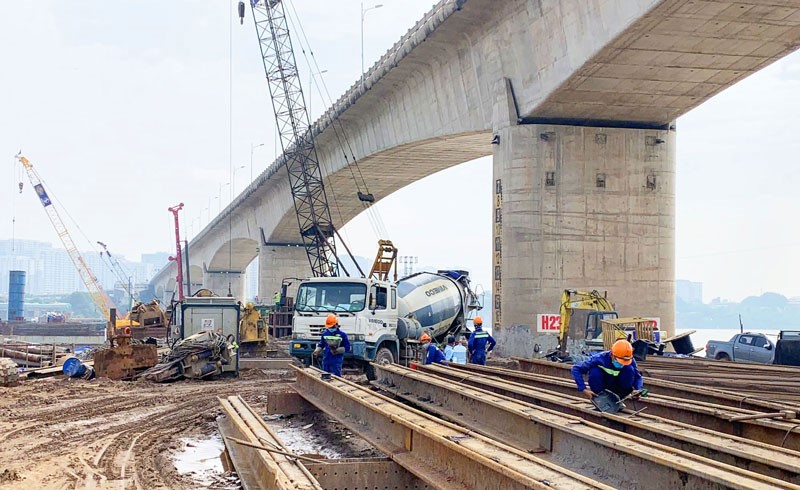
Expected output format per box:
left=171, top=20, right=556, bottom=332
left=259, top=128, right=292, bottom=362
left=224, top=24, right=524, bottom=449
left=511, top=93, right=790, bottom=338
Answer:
left=556, top=289, right=618, bottom=357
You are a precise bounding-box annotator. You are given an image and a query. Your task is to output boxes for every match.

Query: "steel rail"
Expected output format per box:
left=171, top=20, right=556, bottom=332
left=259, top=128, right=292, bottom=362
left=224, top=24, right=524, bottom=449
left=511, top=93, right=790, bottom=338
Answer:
left=218, top=395, right=323, bottom=490
left=291, top=365, right=614, bottom=490
left=415, top=363, right=800, bottom=483
left=514, top=357, right=799, bottom=412
left=373, top=363, right=800, bottom=489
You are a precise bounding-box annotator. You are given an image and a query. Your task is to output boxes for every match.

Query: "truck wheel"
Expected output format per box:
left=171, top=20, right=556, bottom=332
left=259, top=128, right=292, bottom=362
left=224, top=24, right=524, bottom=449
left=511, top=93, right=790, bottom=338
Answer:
left=365, top=347, right=395, bottom=381
left=717, top=353, right=731, bottom=361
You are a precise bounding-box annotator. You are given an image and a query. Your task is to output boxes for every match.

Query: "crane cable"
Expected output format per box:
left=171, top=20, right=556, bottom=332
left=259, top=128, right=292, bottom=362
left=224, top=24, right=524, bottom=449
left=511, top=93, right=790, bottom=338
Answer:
left=284, top=1, right=390, bottom=240
left=281, top=6, right=372, bottom=241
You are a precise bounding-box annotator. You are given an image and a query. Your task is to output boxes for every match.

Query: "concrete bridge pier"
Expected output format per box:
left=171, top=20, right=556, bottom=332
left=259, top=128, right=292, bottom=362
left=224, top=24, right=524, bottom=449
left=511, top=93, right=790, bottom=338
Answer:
left=203, top=269, right=246, bottom=299
left=258, top=245, right=311, bottom=304
left=492, top=95, right=675, bottom=356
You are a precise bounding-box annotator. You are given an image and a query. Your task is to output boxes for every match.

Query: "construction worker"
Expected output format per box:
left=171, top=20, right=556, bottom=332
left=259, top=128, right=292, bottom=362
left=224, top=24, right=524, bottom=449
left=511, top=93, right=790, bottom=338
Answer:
left=467, top=317, right=496, bottom=365
left=420, top=333, right=447, bottom=365
left=443, top=336, right=456, bottom=361
left=571, top=339, right=643, bottom=400
left=273, top=290, right=281, bottom=312
left=312, top=313, right=350, bottom=376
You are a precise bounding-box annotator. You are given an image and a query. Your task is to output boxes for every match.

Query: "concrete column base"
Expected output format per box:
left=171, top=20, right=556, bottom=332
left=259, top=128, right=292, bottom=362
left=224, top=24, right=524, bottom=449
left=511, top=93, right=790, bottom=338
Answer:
left=203, top=271, right=245, bottom=299
left=259, top=245, right=312, bottom=304
left=492, top=123, right=675, bottom=358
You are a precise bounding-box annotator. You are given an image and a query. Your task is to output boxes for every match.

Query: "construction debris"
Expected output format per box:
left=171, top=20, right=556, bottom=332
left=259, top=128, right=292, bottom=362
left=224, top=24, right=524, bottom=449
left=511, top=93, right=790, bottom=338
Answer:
left=138, top=331, right=235, bottom=382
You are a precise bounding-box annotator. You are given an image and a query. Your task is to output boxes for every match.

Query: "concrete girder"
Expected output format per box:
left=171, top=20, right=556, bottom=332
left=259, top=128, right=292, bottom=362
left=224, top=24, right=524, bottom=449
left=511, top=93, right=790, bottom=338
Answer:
left=207, top=237, right=259, bottom=273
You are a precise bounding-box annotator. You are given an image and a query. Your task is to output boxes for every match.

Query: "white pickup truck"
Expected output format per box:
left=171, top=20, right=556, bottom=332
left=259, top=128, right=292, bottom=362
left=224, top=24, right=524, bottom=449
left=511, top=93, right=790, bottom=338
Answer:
left=705, top=332, right=775, bottom=363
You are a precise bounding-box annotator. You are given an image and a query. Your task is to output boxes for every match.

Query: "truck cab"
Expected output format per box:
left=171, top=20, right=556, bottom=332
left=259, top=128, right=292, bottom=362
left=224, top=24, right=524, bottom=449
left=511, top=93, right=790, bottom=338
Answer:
left=289, top=277, right=400, bottom=375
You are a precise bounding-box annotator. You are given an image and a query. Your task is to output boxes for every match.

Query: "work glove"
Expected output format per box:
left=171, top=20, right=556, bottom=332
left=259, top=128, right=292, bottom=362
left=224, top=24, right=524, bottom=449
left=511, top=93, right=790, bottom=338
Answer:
left=333, top=347, right=346, bottom=355
left=312, top=347, right=322, bottom=358
left=629, top=388, right=649, bottom=400
left=486, top=350, right=493, bottom=359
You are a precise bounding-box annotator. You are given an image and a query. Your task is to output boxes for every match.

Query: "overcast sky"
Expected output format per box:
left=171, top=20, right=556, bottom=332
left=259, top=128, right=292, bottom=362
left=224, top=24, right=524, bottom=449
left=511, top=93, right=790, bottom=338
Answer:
left=2, top=1, right=799, bottom=303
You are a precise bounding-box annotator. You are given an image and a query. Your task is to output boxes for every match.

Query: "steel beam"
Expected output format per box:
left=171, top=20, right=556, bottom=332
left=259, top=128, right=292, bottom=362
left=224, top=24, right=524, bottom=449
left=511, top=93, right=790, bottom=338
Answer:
left=304, top=459, right=430, bottom=489
left=374, top=363, right=799, bottom=489
left=291, top=366, right=614, bottom=490
left=514, top=357, right=798, bottom=412
left=414, top=363, right=800, bottom=484
left=218, top=395, right=323, bottom=490
left=495, top=362, right=800, bottom=449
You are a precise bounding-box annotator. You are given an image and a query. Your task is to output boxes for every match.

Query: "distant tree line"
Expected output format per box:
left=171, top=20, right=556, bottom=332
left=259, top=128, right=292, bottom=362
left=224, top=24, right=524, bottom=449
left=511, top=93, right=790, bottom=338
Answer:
left=677, top=292, right=800, bottom=329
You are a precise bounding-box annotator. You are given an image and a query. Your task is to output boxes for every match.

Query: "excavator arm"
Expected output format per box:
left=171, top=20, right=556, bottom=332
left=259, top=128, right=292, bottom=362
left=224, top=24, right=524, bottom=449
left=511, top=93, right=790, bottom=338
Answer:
left=558, top=289, right=615, bottom=354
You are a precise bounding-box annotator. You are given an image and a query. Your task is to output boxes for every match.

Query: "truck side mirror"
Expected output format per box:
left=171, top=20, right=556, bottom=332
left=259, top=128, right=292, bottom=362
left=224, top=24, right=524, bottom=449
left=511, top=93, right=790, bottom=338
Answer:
left=765, top=343, right=773, bottom=350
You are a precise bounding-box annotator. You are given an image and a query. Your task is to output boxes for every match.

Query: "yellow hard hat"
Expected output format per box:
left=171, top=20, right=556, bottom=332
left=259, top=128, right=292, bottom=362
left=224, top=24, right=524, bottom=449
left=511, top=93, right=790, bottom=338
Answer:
left=611, top=339, right=634, bottom=365
left=325, top=313, right=338, bottom=327
left=474, top=316, right=483, bottom=325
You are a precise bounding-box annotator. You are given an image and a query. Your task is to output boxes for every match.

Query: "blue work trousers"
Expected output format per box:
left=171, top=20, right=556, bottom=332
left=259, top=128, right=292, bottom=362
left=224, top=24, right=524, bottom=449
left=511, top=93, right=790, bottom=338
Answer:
left=587, top=366, right=635, bottom=399
left=322, top=355, right=344, bottom=377
left=470, top=351, right=486, bottom=365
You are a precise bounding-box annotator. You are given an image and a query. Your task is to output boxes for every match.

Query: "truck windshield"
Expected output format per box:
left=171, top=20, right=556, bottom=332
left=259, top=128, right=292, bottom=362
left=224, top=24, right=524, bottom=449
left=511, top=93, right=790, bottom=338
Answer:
left=295, top=282, right=368, bottom=312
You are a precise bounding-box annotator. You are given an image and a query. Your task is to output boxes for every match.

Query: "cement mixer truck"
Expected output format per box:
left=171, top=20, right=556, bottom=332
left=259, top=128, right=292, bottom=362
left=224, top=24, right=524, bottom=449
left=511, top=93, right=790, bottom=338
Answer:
left=289, top=270, right=480, bottom=379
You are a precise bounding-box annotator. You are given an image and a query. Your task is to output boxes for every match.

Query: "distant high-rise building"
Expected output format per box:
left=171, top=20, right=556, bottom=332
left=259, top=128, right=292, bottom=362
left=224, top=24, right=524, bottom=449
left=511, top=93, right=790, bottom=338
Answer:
left=0, top=239, right=169, bottom=297
left=676, top=279, right=703, bottom=304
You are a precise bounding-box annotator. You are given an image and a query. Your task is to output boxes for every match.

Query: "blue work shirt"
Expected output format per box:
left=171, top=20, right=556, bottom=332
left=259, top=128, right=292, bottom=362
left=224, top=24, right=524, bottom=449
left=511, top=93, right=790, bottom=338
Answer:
left=468, top=327, right=496, bottom=354
left=424, top=344, right=447, bottom=365
left=317, top=328, right=351, bottom=359
left=570, top=351, right=643, bottom=392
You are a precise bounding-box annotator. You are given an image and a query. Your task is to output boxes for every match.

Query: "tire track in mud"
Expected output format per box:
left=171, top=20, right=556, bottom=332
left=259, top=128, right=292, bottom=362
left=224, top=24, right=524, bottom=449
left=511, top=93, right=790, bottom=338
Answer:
left=0, top=373, right=292, bottom=489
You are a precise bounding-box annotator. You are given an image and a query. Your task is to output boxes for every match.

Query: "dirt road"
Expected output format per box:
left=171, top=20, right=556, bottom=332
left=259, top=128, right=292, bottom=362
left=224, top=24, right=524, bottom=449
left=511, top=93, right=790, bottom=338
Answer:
left=0, top=369, right=293, bottom=489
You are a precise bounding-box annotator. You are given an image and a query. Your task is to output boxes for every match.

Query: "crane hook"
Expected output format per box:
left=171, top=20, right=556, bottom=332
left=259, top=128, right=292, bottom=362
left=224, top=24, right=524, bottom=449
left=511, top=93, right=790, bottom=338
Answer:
left=18, top=182, right=23, bottom=193
left=238, top=1, right=245, bottom=24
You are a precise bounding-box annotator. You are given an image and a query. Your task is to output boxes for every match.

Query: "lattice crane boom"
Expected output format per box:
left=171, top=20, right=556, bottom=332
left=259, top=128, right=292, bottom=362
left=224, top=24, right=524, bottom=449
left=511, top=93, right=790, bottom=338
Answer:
left=245, top=0, right=340, bottom=277
left=16, top=154, right=115, bottom=319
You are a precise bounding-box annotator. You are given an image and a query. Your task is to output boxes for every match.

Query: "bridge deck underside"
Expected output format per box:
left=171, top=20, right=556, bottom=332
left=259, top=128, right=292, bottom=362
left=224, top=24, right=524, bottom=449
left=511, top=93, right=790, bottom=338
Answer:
left=268, top=132, right=490, bottom=242
left=534, top=0, right=800, bottom=124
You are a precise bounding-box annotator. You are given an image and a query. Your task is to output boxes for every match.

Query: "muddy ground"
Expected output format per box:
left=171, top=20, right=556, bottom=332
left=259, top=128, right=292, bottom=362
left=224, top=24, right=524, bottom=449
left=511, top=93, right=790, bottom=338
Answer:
left=0, top=368, right=376, bottom=489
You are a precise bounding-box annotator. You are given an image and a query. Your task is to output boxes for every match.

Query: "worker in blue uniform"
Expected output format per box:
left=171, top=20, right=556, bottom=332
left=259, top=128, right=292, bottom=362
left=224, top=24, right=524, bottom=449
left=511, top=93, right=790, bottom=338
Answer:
left=467, top=316, right=496, bottom=365
left=571, top=339, right=643, bottom=400
left=312, top=313, right=351, bottom=377
left=420, top=333, right=447, bottom=365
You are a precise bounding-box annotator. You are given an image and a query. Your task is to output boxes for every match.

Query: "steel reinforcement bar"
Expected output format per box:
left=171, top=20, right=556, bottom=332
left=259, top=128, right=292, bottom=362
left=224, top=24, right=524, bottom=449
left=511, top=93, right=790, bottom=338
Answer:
left=412, top=363, right=800, bottom=484
left=291, top=365, right=614, bottom=490
left=373, top=363, right=799, bottom=489
left=514, top=357, right=798, bottom=412
left=218, top=395, right=323, bottom=490
left=492, top=362, right=800, bottom=449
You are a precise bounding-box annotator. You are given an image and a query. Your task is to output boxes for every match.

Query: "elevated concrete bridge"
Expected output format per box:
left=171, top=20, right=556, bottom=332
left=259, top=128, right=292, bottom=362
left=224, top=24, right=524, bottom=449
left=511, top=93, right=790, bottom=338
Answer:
left=151, top=0, right=800, bottom=356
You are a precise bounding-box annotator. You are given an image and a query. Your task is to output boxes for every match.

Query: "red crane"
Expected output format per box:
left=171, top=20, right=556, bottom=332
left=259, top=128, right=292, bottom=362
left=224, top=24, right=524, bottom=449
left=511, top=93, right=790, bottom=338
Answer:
left=168, top=203, right=185, bottom=301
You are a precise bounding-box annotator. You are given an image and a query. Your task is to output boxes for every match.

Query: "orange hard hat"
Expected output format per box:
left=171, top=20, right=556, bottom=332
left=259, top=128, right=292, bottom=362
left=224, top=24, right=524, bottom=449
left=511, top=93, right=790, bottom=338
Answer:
left=611, top=339, right=634, bottom=365
left=474, top=316, right=483, bottom=325
left=419, top=333, right=432, bottom=343
left=325, top=313, right=338, bottom=327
